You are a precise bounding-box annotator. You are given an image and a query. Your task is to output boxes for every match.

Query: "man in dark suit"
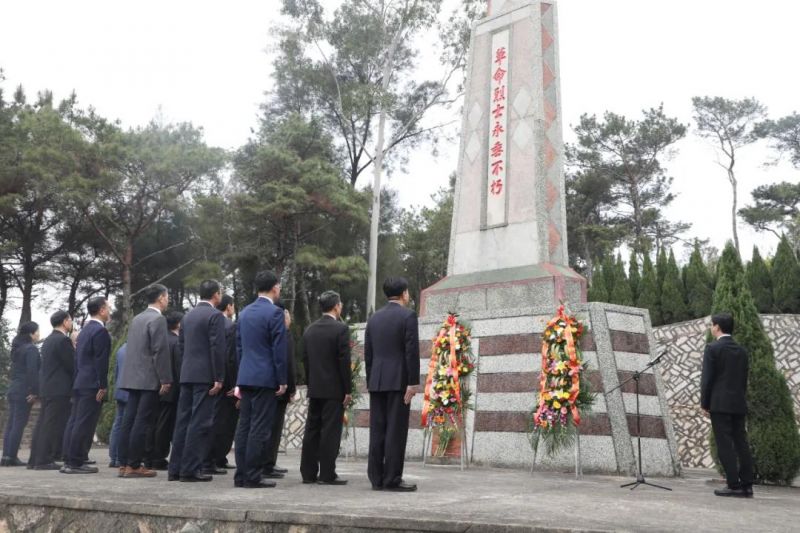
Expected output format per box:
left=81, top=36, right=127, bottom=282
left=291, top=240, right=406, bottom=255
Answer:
left=233, top=270, right=288, bottom=489
left=263, top=304, right=297, bottom=478
left=117, top=284, right=173, bottom=478
left=701, top=312, right=754, bottom=498
left=168, top=280, right=227, bottom=482
left=364, top=277, right=420, bottom=492
left=300, top=291, right=351, bottom=485
left=61, top=297, right=112, bottom=474
left=145, top=311, right=183, bottom=469
left=28, top=311, right=75, bottom=470
left=207, top=295, right=239, bottom=472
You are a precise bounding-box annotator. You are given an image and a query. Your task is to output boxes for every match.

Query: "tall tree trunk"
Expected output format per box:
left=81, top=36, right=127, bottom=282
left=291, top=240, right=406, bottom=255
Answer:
left=729, top=168, right=740, bottom=252
left=366, top=26, right=404, bottom=316
left=121, top=242, right=133, bottom=325
left=0, top=262, right=8, bottom=322
left=18, top=260, right=34, bottom=328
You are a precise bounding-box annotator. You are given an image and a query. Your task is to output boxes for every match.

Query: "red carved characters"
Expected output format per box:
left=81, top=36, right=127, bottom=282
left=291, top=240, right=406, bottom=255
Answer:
left=488, top=40, right=509, bottom=201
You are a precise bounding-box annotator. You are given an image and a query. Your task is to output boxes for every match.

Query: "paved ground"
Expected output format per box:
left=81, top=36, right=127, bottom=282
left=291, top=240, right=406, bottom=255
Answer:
left=0, top=448, right=798, bottom=532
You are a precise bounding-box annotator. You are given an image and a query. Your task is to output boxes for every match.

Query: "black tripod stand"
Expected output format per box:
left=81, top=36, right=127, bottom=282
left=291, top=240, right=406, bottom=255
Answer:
left=607, top=348, right=671, bottom=491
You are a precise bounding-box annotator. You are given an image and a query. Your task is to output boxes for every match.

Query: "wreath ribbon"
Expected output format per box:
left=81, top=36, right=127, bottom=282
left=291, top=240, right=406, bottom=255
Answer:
left=420, top=331, right=441, bottom=427
left=421, top=317, right=463, bottom=427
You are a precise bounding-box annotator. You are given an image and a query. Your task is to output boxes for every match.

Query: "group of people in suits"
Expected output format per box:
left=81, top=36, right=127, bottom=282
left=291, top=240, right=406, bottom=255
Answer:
left=3, top=272, right=426, bottom=493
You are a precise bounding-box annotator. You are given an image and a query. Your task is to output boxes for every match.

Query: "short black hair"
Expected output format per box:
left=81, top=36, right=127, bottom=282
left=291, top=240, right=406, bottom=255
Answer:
left=50, top=310, right=71, bottom=328
left=711, top=313, right=734, bottom=335
left=319, top=291, right=341, bottom=313
left=216, top=294, right=234, bottom=312
left=166, top=311, right=184, bottom=330
left=383, top=277, right=409, bottom=299
left=87, top=297, right=107, bottom=317
left=145, top=283, right=168, bottom=304
left=199, top=279, right=221, bottom=300
left=254, top=270, right=279, bottom=293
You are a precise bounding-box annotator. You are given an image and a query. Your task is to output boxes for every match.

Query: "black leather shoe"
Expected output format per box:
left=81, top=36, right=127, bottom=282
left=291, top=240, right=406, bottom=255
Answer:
left=180, top=474, right=213, bottom=482
left=272, top=466, right=288, bottom=474
left=242, top=480, right=276, bottom=489
left=262, top=471, right=285, bottom=479
left=168, top=474, right=180, bottom=481
left=714, top=487, right=747, bottom=497
left=3, top=457, right=26, bottom=467
left=371, top=485, right=383, bottom=491
left=84, top=460, right=97, bottom=465
left=60, top=465, right=99, bottom=474
left=742, top=485, right=754, bottom=498
left=318, top=478, right=348, bottom=485
left=384, top=481, right=417, bottom=492
left=34, top=462, right=62, bottom=471
left=222, top=464, right=236, bottom=469
left=302, top=479, right=317, bottom=484
left=203, top=467, right=227, bottom=475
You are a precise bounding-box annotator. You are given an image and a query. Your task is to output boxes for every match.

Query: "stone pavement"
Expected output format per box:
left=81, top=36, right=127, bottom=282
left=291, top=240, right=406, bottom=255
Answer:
left=0, top=448, right=798, bottom=532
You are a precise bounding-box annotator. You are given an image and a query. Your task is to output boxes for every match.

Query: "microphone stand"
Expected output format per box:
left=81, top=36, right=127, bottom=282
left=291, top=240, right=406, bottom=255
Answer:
left=606, top=347, right=671, bottom=491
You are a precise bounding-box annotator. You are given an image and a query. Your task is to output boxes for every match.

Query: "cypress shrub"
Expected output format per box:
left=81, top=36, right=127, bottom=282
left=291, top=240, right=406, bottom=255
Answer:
left=772, top=236, right=800, bottom=313
left=711, top=242, right=800, bottom=484
left=746, top=246, right=774, bottom=313
left=685, top=242, right=714, bottom=319
left=610, top=254, right=634, bottom=306
left=637, top=253, right=662, bottom=326
left=587, top=263, right=608, bottom=302
left=661, top=249, right=688, bottom=324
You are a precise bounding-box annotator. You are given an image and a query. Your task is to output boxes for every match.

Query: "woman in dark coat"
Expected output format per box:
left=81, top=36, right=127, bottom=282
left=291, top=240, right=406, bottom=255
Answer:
left=2, top=321, right=41, bottom=466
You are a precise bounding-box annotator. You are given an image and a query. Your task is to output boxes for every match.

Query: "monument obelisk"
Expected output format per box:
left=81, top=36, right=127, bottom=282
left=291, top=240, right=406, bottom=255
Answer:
left=407, top=0, right=682, bottom=476
left=420, top=0, right=585, bottom=316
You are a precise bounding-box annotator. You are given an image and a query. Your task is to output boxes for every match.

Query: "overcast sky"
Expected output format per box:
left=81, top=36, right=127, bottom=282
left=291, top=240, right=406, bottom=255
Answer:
left=2, top=0, right=799, bottom=325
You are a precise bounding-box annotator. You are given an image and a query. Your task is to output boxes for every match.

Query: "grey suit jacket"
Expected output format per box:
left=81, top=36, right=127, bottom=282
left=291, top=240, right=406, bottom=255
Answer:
left=119, top=307, right=172, bottom=391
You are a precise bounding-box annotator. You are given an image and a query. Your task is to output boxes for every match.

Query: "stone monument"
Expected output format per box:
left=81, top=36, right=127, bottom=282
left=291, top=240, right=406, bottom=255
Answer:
left=350, top=0, right=682, bottom=476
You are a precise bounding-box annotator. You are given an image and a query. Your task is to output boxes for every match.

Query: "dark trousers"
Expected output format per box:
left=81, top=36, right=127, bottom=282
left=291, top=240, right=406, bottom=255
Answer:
left=234, top=387, right=277, bottom=485
left=169, top=384, right=215, bottom=477
left=265, top=399, right=288, bottom=472
left=2, top=396, right=32, bottom=460
left=368, top=391, right=410, bottom=489
left=29, top=396, right=71, bottom=466
left=145, top=401, right=178, bottom=466
left=117, top=389, right=159, bottom=468
left=711, top=412, right=754, bottom=489
left=63, top=389, right=102, bottom=468
left=109, top=401, right=126, bottom=463
left=209, top=396, right=239, bottom=467
left=300, top=398, right=344, bottom=482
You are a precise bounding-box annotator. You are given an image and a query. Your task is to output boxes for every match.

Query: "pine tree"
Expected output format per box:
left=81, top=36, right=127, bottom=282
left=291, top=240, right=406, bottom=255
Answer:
left=746, top=246, right=774, bottom=313
left=629, top=251, right=641, bottom=302
left=610, top=254, right=634, bottom=306
left=685, top=242, right=714, bottom=318
left=660, top=249, right=688, bottom=324
left=637, top=253, right=662, bottom=325
left=772, top=236, right=800, bottom=313
left=711, top=242, right=800, bottom=484
left=587, top=263, right=609, bottom=302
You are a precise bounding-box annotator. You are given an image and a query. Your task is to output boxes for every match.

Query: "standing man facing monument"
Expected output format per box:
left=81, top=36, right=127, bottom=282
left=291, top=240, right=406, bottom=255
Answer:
left=117, top=284, right=173, bottom=478
left=234, top=270, right=288, bottom=489
left=168, top=280, right=227, bottom=482
left=701, top=312, right=754, bottom=498
left=364, top=277, right=420, bottom=492
left=300, top=291, right=351, bottom=485
left=61, top=297, right=111, bottom=474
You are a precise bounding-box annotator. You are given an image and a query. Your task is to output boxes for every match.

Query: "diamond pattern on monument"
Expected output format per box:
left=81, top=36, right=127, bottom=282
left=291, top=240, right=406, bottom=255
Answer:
left=468, top=101, right=483, bottom=129
left=465, top=132, right=481, bottom=163
left=511, top=121, right=533, bottom=148
left=653, top=315, right=800, bottom=468
left=512, top=87, right=532, bottom=116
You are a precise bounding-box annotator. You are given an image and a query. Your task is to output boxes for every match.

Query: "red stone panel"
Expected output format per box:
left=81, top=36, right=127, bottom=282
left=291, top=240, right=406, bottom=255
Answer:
left=609, top=330, right=650, bottom=354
